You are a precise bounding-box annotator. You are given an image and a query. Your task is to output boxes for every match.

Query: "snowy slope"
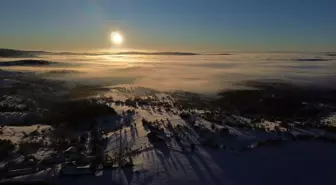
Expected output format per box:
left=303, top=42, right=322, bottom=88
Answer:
left=2, top=87, right=336, bottom=185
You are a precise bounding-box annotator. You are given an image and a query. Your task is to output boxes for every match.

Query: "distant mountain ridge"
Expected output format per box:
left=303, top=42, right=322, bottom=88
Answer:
left=0, top=48, right=50, bottom=58
left=50, top=51, right=201, bottom=56
left=115, top=51, right=200, bottom=55
left=0, top=48, right=201, bottom=57
left=0, top=59, right=55, bottom=66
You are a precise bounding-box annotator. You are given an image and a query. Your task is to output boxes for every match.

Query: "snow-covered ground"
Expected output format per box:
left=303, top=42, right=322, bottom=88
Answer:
left=0, top=125, right=52, bottom=144
left=3, top=98, right=336, bottom=185
left=1, top=85, right=336, bottom=185
left=322, top=113, right=336, bottom=126
left=4, top=130, right=336, bottom=185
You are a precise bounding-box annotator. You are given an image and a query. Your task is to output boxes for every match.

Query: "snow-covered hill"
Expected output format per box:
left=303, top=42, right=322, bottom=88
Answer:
left=2, top=86, right=336, bottom=185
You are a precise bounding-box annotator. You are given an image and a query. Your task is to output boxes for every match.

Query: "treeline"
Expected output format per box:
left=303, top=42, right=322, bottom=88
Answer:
left=41, top=99, right=117, bottom=129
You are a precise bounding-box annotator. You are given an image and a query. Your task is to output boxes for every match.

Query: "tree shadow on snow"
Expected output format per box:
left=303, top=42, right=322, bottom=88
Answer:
left=155, top=149, right=172, bottom=178
left=130, top=124, right=136, bottom=142
left=193, top=152, right=223, bottom=185
left=172, top=137, right=208, bottom=184
left=170, top=150, right=188, bottom=174
left=122, top=166, right=134, bottom=185
left=147, top=134, right=170, bottom=158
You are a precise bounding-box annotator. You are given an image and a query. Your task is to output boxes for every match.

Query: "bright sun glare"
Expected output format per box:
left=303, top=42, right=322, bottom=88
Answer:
left=110, top=32, right=123, bottom=45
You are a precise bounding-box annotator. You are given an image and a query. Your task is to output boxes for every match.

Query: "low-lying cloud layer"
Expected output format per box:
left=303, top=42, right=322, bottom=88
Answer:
left=1, top=52, right=336, bottom=93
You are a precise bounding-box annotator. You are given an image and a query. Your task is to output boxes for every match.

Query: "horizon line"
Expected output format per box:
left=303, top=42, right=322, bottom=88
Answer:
left=1, top=47, right=335, bottom=55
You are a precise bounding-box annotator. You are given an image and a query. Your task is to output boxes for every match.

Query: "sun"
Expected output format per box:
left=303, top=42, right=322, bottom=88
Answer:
left=110, top=32, right=124, bottom=45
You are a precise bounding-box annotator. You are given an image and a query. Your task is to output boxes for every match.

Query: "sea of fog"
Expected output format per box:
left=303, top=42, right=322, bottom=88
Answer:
left=1, top=52, right=336, bottom=94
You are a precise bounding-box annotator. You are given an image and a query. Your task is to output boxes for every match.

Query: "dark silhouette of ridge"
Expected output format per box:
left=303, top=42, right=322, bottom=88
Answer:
left=0, top=48, right=49, bottom=58
left=115, top=51, right=200, bottom=55
left=325, top=52, right=336, bottom=57
left=0, top=60, right=55, bottom=66
left=0, top=48, right=201, bottom=56
left=294, top=58, right=330, bottom=62
left=205, top=53, right=231, bottom=55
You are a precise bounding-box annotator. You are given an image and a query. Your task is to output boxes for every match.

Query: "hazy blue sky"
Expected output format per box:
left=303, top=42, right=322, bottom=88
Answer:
left=0, top=0, right=335, bottom=52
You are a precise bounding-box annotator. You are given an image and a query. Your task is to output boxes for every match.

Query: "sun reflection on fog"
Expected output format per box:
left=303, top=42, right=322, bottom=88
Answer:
left=2, top=52, right=336, bottom=93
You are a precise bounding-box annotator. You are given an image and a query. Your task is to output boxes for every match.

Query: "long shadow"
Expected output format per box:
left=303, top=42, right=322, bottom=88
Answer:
left=147, top=135, right=174, bottom=178
left=123, top=129, right=129, bottom=149
left=152, top=142, right=170, bottom=159
left=170, top=150, right=188, bottom=174
left=149, top=149, right=154, bottom=160
left=184, top=152, right=207, bottom=184
left=200, top=147, right=241, bottom=185
left=174, top=136, right=207, bottom=183
left=146, top=148, right=150, bottom=159
left=147, top=133, right=171, bottom=159
left=155, top=150, right=172, bottom=178
left=193, top=152, right=223, bottom=185
left=168, top=154, right=179, bottom=171
left=130, top=125, right=136, bottom=142
left=122, top=166, right=134, bottom=185
left=164, top=155, right=173, bottom=169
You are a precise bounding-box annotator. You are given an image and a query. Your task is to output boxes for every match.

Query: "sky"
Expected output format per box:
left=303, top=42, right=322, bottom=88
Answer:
left=0, top=0, right=336, bottom=52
